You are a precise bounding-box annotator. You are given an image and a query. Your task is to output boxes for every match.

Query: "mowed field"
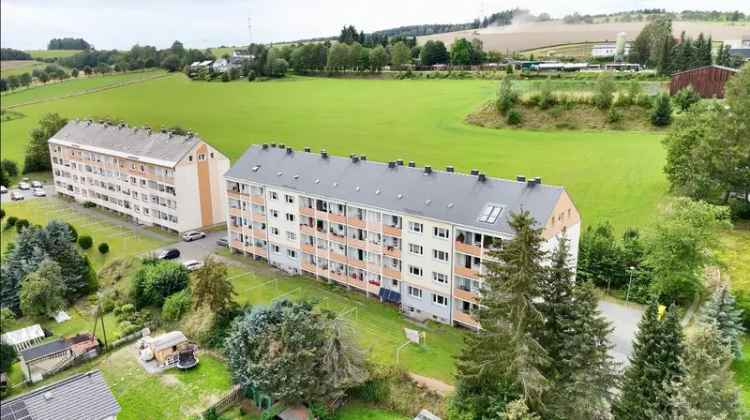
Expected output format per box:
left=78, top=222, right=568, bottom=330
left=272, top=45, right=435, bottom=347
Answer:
left=0, top=60, right=47, bottom=77
left=0, top=74, right=666, bottom=231
left=26, top=49, right=81, bottom=59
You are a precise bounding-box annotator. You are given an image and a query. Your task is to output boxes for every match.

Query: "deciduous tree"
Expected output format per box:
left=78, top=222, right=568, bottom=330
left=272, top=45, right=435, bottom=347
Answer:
left=19, top=259, right=67, bottom=317
left=23, top=113, right=67, bottom=173
left=192, top=257, right=234, bottom=312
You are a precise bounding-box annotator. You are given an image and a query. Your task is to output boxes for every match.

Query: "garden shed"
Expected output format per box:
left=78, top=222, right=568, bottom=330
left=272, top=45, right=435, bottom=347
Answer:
left=670, top=65, right=739, bottom=98
left=1, top=324, right=45, bottom=352
left=144, top=330, right=198, bottom=369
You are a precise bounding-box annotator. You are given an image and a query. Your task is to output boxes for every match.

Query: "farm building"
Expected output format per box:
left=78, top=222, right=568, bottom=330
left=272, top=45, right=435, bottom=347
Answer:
left=1, top=325, right=45, bottom=352
left=670, top=65, right=739, bottom=98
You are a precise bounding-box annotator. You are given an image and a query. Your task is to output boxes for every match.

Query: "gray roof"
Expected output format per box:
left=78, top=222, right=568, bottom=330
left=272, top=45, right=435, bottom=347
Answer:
left=225, top=145, right=566, bottom=236
left=0, top=370, right=120, bottom=420
left=20, top=339, right=70, bottom=362
left=49, top=120, right=202, bottom=167
left=149, top=331, right=187, bottom=351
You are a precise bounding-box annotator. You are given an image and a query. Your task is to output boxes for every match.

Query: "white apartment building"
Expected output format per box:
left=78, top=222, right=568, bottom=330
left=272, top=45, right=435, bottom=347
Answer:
left=224, top=144, right=580, bottom=329
left=591, top=42, right=632, bottom=58
left=48, top=120, right=230, bottom=233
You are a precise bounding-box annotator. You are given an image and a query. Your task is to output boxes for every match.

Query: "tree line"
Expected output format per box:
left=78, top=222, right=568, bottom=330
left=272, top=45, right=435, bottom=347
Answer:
left=47, top=37, right=92, bottom=50
left=0, top=48, right=32, bottom=61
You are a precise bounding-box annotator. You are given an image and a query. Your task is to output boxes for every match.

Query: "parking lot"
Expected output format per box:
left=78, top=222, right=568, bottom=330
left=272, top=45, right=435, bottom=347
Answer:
left=0, top=180, right=53, bottom=204
left=152, top=230, right=226, bottom=264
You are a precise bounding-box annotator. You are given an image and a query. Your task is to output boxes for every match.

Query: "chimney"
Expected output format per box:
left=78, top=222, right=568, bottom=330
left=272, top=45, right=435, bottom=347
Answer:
left=446, top=166, right=454, bottom=172
left=533, top=176, right=542, bottom=184
left=388, top=161, right=396, bottom=168
left=304, top=147, right=311, bottom=152
left=262, top=143, right=269, bottom=149
left=352, top=155, right=360, bottom=163
left=396, top=159, right=404, bottom=166
left=321, top=149, right=328, bottom=159
left=470, top=169, right=479, bottom=176
left=279, top=143, right=286, bottom=149
left=527, top=179, right=537, bottom=187
left=516, top=175, right=526, bottom=182
left=478, top=173, right=487, bottom=182
left=271, top=143, right=277, bottom=148
left=286, top=147, right=293, bottom=154
left=408, top=161, right=415, bottom=167
left=360, top=155, right=367, bottom=161
left=424, top=165, right=432, bottom=174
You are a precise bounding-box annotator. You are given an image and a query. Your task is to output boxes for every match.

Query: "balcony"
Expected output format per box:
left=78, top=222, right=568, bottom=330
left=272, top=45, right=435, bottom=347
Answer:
left=229, top=207, right=243, bottom=217
left=330, top=253, right=347, bottom=264
left=300, top=225, right=315, bottom=236
left=328, top=270, right=346, bottom=283
left=252, top=213, right=266, bottom=223
left=453, top=287, right=480, bottom=305
left=328, top=213, right=346, bottom=224
left=251, top=195, right=265, bottom=205
left=347, top=217, right=366, bottom=229
left=455, top=241, right=481, bottom=257
left=227, top=190, right=248, bottom=199
left=252, top=228, right=266, bottom=238
left=367, top=262, right=381, bottom=273
left=348, top=237, right=367, bottom=250
left=300, top=207, right=315, bottom=217
left=367, top=243, right=383, bottom=254
left=383, top=225, right=401, bottom=237
left=383, top=266, right=401, bottom=280
left=302, top=243, right=315, bottom=254
left=315, top=229, right=328, bottom=240
left=453, top=310, right=480, bottom=329
left=302, top=262, right=317, bottom=273
left=329, top=232, right=346, bottom=244
left=252, top=246, right=268, bottom=258
left=455, top=266, right=481, bottom=280
left=230, top=239, right=244, bottom=250
left=383, top=246, right=400, bottom=259
left=347, top=258, right=367, bottom=270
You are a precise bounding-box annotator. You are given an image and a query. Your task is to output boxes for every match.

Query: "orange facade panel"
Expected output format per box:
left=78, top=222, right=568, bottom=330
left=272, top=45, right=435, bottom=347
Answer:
left=251, top=195, right=265, bottom=205
left=347, top=218, right=366, bottom=229
left=328, top=213, right=346, bottom=224
left=330, top=253, right=347, bottom=264
left=453, top=288, right=480, bottom=305
left=384, top=247, right=401, bottom=259
left=383, top=266, right=401, bottom=280
left=347, top=258, right=367, bottom=270
left=302, top=262, right=317, bottom=273
left=455, top=241, right=481, bottom=257
left=455, top=266, right=480, bottom=280
left=300, top=225, right=315, bottom=236
left=348, top=238, right=367, bottom=250
left=383, top=225, right=401, bottom=237
left=302, top=243, right=316, bottom=254
left=300, top=207, right=315, bottom=217
left=453, top=310, right=480, bottom=328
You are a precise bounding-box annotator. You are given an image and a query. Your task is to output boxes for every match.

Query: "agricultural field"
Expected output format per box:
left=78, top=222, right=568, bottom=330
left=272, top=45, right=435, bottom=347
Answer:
left=0, top=60, right=47, bottom=77
left=521, top=42, right=599, bottom=58
left=25, top=49, right=81, bottom=59
left=1, top=74, right=667, bottom=231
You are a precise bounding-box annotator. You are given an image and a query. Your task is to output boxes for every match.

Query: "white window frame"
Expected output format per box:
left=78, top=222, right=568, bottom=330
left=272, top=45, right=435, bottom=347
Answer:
left=408, top=265, right=423, bottom=277
left=432, top=272, right=448, bottom=285
left=408, top=222, right=423, bottom=233
left=433, top=226, right=449, bottom=239
left=408, top=243, right=423, bottom=255
left=432, top=294, right=449, bottom=307
left=433, top=249, right=449, bottom=262
left=408, top=286, right=423, bottom=299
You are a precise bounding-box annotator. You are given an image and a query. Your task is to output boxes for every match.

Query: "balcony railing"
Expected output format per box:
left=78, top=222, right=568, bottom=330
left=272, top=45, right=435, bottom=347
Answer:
left=347, top=258, right=367, bottom=270
left=383, top=246, right=400, bottom=259
left=383, top=225, right=401, bottom=237
left=383, top=266, right=401, bottom=280
left=455, top=266, right=481, bottom=280
left=347, top=217, right=366, bottom=229
left=251, top=195, right=265, bottom=205
left=455, top=240, right=481, bottom=257
left=300, top=207, right=315, bottom=217
left=453, top=287, right=480, bottom=305
left=453, top=310, right=480, bottom=328
left=328, top=213, right=346, bottom=224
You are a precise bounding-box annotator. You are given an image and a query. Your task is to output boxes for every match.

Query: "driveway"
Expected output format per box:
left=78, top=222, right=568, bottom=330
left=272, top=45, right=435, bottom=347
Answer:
left=154, top=230, right=227, bottom=263
left=598, top=299, right=644, bottom=367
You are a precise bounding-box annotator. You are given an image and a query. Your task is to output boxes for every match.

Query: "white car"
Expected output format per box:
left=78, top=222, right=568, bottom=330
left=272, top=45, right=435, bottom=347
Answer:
left=0, top=185, right=7, bottom=194
left=31, top=180, right=43, bottom=188
left=33, top=188, right=46, bottom=197
left=11, top=191, right=24, bottom=201
left=181, top=231, right=206, bottom=242
left=182, top=260, right=204, bottom=271
left=18, top=182, right=30, bottom=190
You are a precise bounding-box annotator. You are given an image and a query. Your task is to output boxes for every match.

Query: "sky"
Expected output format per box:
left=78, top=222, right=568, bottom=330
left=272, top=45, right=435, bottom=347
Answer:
left=2, top=0, right=749, bottom=50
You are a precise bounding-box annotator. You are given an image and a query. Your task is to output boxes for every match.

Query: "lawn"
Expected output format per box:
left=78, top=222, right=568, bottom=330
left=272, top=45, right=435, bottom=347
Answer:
left=1, top=70, right=165, bottom=108
left=717, top=222, right=750, bottom=294
left=0, top=74, right=667, bottom=231
left=0, top=197, right=171, bottom=270
left=733, top=337, right=750, bottom=408
left=25, top=49, right=81, bottom=59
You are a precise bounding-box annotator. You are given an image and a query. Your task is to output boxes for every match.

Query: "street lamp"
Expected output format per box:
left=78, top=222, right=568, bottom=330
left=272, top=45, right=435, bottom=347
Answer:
left=625, top=266, right=635, bottom=304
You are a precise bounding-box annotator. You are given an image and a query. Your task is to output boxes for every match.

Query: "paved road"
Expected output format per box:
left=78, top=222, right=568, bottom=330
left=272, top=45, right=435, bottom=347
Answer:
left=598, top=299, right=644, bottom=367
left=0, top=182, right=53, bottom=204
left=154, top=230, right=227, bottom=263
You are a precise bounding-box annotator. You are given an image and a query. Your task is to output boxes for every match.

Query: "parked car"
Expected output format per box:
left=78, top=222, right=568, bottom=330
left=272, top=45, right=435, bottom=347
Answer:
left=33, top=188, right=46, bottom=197
left=31, top=180, right=43, bottom=188
left=0, top=185, right=7, bottom=194
left=182, top=260, right=204, bottom=271
left=18, top=182, right=30, bottom=190
left=216, top=236, right=229, bottom=247
left=11, top=191, right=24, bottom=201
left=157, top=248, right=180, bottom=260
left=181, top=231, right=206, bottom=242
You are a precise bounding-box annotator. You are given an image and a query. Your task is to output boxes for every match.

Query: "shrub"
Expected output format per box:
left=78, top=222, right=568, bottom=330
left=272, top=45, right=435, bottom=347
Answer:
left=506, top=109, right=522, bottom=125
left=607, top=106, right=623, bottom=124
left=0, top=209, right=5, bottom=220
left=161, top=289, right=192, bottom=321
left=673, top=85, right=701, bottom=112
left=65, top=223, right=78, bottom=242
left=247, top=70, right=256, bottom=81
left=635, top=93, right=653, bottom=108
left=0, top=160, right=18, bottom=178
left=729, top=198, right=750, bottom=220
left=651, top=93, right=673, bottom=126
left=15, top=219, right=30, bottom=233
left=130, top=261, right=189, bottom=307
left=0, top=343, right=17, bottom=373
left=4, top=216, right=18, bottom=229
left=495, top=77, right=518, bottom=115
left=82, top=201, right=96, bottom=208
left=537, top=81, right=556, bottom=110
left=98, top=242, right=109, bottom=254
left=734, top=291, right=750, bottom=330
left=220, top=71, right=230, bottom=82
left=78, top=235, right=93, bottom=249
left=592, top=72, right=617, bottom=110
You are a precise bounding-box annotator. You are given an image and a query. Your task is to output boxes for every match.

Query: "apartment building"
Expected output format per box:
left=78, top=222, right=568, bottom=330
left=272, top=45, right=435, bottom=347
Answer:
left=224, top=144, right=580, bottom=329
left=48, top=120, right=230, bottom=233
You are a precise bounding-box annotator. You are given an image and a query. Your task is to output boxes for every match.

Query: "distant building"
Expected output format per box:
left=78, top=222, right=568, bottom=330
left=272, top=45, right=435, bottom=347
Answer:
left=592, top=42, right=632, bottom=58
left=232, top=50, right=255, bottom=60
left=670, top=65, right=739, bottom=98
left=212, top=58, right=231, bottom=73
left=189, top=60, right=213, bottom=71
left=0, top=370, right=120, bottom=420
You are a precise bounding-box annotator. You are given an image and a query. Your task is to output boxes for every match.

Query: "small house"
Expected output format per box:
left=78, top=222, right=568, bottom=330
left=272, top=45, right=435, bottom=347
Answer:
left=18, top=333, right=100, bottom=383
left=1, top=324, right=45, bottom=352
left=142, top=331, right=198, bottom=369
left=670, top=65, right=739, bottom=98
left=0, top=370, right=121, bottom=420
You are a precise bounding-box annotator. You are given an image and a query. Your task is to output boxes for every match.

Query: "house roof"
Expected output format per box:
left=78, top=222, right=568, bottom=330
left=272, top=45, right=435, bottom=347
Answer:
left=1, top=325, right=44, bottom=346
left=20, top=339, right=70, bottom=362
left=149, top=331, right=188, bottom=352
left=49, top=120, right=202, bottom=167
left=225, top=145, right=566, bottom=236
left=0, top=370, right=120, bottom=420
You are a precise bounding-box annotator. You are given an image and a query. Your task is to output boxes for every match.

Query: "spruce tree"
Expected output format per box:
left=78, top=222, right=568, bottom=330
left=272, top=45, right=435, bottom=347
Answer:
left=615, top=303, right=685, bottom=420
left=454, top=211, right=549, bottom=417
left=700, top=286, right=745, bottom=359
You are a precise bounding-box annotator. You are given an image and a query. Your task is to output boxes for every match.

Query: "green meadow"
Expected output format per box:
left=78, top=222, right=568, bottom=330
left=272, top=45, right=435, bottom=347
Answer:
left=25, top=49, right=82, bottom=59
left=0, top=74, right=667, bottom=231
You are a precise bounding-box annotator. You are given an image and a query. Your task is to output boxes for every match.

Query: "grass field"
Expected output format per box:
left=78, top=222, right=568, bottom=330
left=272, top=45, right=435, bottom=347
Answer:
left=25, top=49, right=81, bottom=59
left=222, top=252, right=465, bottom=384
left=0, top=74, right=667, bottom=231
left=733, top=337, right=750, bottom=408
left=1, top=70, right=165, bottom=108
left=0, top=197, right=171, bottom=269
left=521, top=42, right=598, bottom=58
left=718, top=223, right=750, bottom=294
left=0, top=60, right=47, bottom=77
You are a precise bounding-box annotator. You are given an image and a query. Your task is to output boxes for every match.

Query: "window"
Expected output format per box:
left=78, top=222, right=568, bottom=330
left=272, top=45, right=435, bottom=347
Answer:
left=270, top=191, right=279, bottom=200
left=432, top=294, right=449, bottom=307
left=271, top=209, right=279, bottom=218
left=409, top=222, right=423, bottom=233
left=286, top=231, right=297, bottom=241
left=433, top=249, right=449, bottom=262
left=197, top=154, right=206, bottom=161
left=408, top=265, right=423, bottom=277
left=284, top=194, right=294, bottom=204
left=210, top=152, right=215, bottom=158
left=271, top=227, right=280, bottom=236
left=287, top=249, right=297, bottom=259
left=433, top=272, right=448, bottom=285
left=408, top=243, right=423, bottom=255
left=285, top=213, right=295, bottom=222
left=478, top=204, right=503, bottom=224
left=391, top=279, right=399, bottom=287
left=407, top=286, right=423, bottom=299
left=272, top=244, right=281, bottom=254
left=433, top=227, right=449, bottom=239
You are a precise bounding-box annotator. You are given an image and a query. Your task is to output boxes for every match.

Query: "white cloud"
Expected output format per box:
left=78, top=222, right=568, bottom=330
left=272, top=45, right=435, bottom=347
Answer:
left=1, top=0, right=748, bottom=50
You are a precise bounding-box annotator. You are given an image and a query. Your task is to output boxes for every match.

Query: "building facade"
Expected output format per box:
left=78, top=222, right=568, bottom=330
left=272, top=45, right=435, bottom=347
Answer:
left=49, top=120, right=230, bottom=233
left=591, top=42, right=632, bottom=58
left=224, top=145, right=580, bottom=329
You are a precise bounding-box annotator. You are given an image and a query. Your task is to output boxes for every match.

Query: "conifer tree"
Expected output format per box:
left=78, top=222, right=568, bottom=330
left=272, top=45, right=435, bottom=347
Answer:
left=670, top=322, right=742, bottom=420
left=700, top=286, right=745, bottom=359
left=614, top=303, right=685, bottom=420
left=454, top=212, right=549, bottom=417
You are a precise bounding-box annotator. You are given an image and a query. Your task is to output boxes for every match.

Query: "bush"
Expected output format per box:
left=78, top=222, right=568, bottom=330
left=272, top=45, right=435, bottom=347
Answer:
left=0, top=209, right=5, bottom=220
left=635, top=93, right=653, bottom=108
left=537, top=81, right=556, bottom=110
left=130, top=261, right=189, bottom=307
left=15, top=219, right=29, bottom=233
left=506, top=109, right=522, bottom=125
left=270, top=58, right=288, bottom=77
left=0, top=343, right=17, bottom=373
left=607, top=106, right=623, bottom=124
left=729, top=198, right=750, bottom=220
left=220, top=71, right=230, bottom=82
left=592, top=72, right=617, bottom=110
left=495, top=77, right=518, bottom=115
left=82, top=201, right=96, bottom=208
left=673, top=85, right=701, bottom=112
left=78, top=235, right=93, bottom=249
left=66, top=223, right=78, bottom=242
left=98, top=242, right=109, bottom=254
left=4, top=216, right=17, bottom=230
left=651, top=93, right=673, bottom=126
left=734, top=291, right=750, bottom=330
left=247, top=70, right=256, bottom=81
left=161, top=289, right=192, bottom=321
left=0, top=160, right=18, bottom=178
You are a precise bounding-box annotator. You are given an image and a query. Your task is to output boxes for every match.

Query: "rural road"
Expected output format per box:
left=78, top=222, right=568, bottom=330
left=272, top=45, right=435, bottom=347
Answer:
left=597, top=299, right=644, bottom=366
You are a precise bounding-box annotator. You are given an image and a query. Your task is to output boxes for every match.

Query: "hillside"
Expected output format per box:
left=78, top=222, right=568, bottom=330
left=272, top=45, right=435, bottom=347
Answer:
left=417, top=20, right=750, bottom=52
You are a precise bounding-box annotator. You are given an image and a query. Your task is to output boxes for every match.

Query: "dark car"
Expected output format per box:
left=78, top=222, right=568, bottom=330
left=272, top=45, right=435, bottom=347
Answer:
left=157, top=248, right=181, bottom=260
left=216, top=236, right=229, bottom=247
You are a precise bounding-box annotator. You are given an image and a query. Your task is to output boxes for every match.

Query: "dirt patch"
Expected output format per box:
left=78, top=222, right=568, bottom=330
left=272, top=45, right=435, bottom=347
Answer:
left=160, top=373, right=181, bottom=386
left=0, top=60, right=37, bottom=70
left=408, top=372, right=455, bottom=397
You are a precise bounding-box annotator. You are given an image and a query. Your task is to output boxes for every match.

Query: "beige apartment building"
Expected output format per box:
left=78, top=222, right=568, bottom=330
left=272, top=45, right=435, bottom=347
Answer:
left=224, top=144, right=580, bottom=329
left=48, top=120, right=229, bottom=233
